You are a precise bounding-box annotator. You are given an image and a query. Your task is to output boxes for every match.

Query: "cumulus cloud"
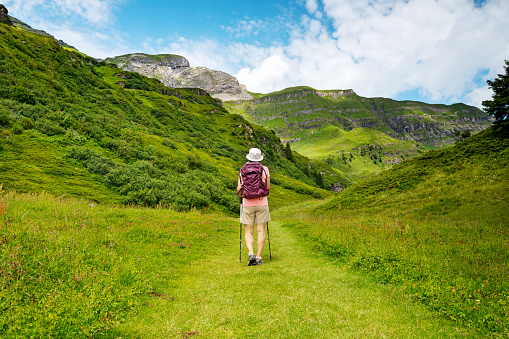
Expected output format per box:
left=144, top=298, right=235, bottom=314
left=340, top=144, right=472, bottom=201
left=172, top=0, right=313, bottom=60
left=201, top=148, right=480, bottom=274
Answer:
left=237, top=54, right=294, bottom=93
left=306, top=0, right=319, bottom=14
left=234, top=0, right=509, bottom=107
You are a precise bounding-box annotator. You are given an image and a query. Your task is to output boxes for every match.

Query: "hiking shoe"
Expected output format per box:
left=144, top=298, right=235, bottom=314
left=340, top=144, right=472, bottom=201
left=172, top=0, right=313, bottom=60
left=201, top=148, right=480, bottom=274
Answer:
left=247, top=254, right=256, bottom=266
left=255, top=258, right=264, bottom=266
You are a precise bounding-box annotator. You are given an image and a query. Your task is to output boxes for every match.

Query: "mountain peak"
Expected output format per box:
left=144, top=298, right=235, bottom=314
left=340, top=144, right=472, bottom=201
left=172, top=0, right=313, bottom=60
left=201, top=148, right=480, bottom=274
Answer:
left=104, top=53, right=253, bottom=101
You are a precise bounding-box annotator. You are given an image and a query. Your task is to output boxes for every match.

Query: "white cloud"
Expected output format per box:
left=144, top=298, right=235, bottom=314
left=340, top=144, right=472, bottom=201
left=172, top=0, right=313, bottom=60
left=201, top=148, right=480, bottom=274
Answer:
left=223, top=18, right=266, bottom=38
left=232, top=0, right=509, bottom=106
left=306, top=0, right=319, bottom=14
left=4, top=0, right=129, bottom=59
left=237, top=54, right=293, bottom=93
left=463, top=85, right=493, bottom=108
left=4, top=0, right=121, bottom=26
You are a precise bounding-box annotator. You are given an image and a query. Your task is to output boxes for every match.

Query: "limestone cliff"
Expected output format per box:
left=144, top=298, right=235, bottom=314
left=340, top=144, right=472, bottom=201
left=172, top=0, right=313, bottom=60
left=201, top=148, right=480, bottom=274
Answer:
left=104, top=53, right=252, bottom=101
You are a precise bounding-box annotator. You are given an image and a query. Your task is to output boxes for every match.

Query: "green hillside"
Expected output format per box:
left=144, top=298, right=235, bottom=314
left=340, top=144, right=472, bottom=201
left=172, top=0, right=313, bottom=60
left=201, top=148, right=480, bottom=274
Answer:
left=276, top=122, right=509, bottom=334
left=0, top=22, right=345, bottom=213
left=291, top=124, right=424, bottom=182
left=223, top=87, right=493, bottom=183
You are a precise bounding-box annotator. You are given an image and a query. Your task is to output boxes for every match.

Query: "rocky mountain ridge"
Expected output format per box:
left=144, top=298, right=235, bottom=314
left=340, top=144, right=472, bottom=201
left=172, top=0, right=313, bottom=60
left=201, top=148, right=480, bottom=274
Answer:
left=104, top=53, right=253, bottom=101
left=226, top=87, right=493, bottom=147
left=0, top=4, right=12, bottom=26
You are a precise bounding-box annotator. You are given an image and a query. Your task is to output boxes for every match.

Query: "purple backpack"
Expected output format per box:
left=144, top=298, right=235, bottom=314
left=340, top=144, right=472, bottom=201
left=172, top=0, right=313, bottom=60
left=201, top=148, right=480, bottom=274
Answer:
left=239, top=162, right=270, bottom=199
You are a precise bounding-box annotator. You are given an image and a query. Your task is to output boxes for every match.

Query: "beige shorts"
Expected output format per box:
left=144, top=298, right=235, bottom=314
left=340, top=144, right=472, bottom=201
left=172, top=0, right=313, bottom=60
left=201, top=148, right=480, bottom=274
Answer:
left=240, top=205, right=271, bottom=225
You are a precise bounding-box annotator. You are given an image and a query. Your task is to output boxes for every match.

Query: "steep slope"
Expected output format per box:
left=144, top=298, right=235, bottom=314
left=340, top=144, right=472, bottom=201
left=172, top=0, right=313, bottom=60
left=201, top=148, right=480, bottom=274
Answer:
left=321, top=121, right=508, bottom=211
left=0, top=20, right=345, bottom=213
left=223, top=87, right=494, bottom=181
left=104, top=53, right=253, bottom=101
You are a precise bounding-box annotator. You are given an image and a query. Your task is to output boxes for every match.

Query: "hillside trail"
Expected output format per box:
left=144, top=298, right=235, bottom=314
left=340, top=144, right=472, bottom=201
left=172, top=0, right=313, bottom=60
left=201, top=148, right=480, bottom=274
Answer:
left=130, top=220, right=465, bottom=338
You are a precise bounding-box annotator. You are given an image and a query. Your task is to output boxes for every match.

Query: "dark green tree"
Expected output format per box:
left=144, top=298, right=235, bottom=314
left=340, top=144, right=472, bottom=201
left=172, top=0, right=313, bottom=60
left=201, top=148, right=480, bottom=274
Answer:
left=482, top=60, right=509, bottom=123
left=284, top=143, right=294, bottom=162
left=314, top=170, right=324, bottom=188
left=455, top=130, right=471, bottom=143
left=461, top=130, right=471, bottom=139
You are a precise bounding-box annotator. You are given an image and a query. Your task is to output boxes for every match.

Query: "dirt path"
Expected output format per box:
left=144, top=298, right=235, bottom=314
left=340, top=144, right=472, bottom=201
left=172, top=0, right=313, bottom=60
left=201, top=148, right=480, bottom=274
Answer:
left=127, top=221, right=465, bottom=338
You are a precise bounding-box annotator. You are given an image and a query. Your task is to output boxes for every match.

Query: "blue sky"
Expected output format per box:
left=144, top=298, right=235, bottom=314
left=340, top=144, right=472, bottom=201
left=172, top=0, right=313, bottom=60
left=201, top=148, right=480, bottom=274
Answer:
left=4, top=0, right=509, bottom=108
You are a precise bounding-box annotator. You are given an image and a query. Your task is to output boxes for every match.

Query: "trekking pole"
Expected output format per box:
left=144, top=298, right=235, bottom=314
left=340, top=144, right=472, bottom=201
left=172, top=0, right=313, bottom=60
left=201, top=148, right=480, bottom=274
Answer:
left=266, top=221, right=272, bottom=261
left=239, top=202, right=242, bottom=262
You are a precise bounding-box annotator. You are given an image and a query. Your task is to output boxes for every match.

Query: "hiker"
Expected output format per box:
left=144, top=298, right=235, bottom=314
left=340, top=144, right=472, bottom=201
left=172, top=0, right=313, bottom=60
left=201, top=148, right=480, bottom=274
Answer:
left=237, top=148, right=271, bottom=266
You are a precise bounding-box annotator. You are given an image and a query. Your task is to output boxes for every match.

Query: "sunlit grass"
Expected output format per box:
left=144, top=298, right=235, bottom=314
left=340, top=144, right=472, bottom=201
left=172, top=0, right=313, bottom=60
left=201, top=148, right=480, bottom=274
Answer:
left=119, top=220, right=468, bottom=338
left=274, top=124, right=509, bottom=336
left=0, top=189, right=235, bottom=338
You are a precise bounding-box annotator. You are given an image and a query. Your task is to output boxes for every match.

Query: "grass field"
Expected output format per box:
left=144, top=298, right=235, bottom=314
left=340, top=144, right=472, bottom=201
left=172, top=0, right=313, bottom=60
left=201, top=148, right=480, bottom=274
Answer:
left=274, top=123, right=509, bottom=337
left=291, top=125, right=425, bottom=182
left=0, top=189, right=474, bottom=338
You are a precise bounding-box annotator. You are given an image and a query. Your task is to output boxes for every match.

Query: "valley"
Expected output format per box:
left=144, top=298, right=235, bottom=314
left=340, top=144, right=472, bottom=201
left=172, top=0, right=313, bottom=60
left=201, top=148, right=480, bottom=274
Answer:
left=1, top=7, right=508, bottom=338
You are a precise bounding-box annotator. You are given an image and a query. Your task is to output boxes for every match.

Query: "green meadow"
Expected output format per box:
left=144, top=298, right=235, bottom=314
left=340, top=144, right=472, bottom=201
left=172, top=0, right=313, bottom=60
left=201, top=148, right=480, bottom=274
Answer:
left=2, top=123, right=508, bottom=338
left=291, top=125, right=426, bottom=183
left=0, top=189, right=474, bottom=338
left=277, top=122, right=509, bottom=336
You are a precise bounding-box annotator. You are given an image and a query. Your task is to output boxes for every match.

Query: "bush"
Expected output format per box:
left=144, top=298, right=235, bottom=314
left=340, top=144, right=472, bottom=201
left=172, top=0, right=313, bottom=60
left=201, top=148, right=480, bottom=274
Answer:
left=8, top=86, right=36, bottom=105
left=21, top=117, right=34, bottom=130
left=11, top=122, right=23, bottom=134
left=162, top=139, right=177, bottom=149
left=36, top=119, right=66, bottom=136
left=66, top=147, right=117, bottom=176
left=0, top=108, right=11, bottom=127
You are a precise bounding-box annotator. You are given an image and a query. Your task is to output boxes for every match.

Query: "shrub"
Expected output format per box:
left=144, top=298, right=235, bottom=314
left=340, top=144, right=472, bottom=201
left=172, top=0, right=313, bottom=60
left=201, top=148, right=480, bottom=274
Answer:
left=36, top=119, right=66, bottom=136
left=66, top=147, right=117, bottom=176
left=162, top=139, right=177, bottom=149
left=8, top=86, right=36, bottom=105
left=21, top=117, right=34, bottom=130
left=0, top=108, right=11, bottom=127
left=11, top=122, right=23, bottom=134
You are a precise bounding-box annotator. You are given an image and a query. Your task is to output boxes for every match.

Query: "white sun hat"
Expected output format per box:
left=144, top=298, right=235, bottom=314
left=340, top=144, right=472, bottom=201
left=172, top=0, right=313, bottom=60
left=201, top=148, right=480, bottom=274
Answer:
left=246, top=148, right=263, bottom=162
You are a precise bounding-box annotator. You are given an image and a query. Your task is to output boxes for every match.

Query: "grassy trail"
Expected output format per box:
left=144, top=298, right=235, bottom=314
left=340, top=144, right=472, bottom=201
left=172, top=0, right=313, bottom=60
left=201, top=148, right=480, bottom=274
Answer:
left=124, top=220, right=469, bottom=338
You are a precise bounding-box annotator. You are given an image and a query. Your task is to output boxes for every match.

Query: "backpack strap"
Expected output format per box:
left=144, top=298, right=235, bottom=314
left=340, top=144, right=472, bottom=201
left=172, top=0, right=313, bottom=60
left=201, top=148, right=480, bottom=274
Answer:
left=237, top=171, right=243, bottom=198
left=262, top=167, right=268, bottom=182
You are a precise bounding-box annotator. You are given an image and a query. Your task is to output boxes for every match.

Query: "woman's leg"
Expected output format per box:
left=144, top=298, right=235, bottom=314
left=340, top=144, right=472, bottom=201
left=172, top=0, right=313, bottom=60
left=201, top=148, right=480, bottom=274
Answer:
left=256, top=222, right=266, bottom=258
left=244, top=224, right=255, bottom=254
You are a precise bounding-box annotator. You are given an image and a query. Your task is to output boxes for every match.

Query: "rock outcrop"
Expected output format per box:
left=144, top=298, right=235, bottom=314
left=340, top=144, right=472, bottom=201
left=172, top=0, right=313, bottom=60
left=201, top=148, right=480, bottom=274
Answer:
left=0, top=5, right=13, bottom=26
left=104, top=53, right=253, bottom=101
left=8, top=14, right=77, bottom=49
